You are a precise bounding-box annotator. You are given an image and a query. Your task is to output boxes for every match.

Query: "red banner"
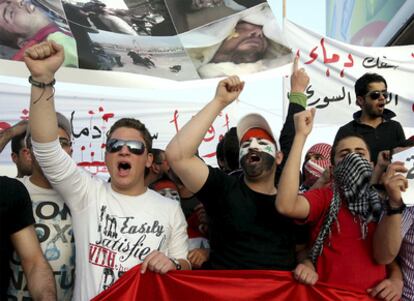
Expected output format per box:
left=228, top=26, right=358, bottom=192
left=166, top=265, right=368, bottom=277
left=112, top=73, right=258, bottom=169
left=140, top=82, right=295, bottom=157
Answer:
left=92, top=265, right=375, bottom=301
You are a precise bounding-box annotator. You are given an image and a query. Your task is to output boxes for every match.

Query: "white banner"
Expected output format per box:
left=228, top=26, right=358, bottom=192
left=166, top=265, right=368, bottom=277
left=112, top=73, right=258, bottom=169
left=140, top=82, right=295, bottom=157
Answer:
left=0, top=64, right=290, bottom=177
left=284, top=20, right=414, bottom=127
left=392, top=146, right=414, bottom=206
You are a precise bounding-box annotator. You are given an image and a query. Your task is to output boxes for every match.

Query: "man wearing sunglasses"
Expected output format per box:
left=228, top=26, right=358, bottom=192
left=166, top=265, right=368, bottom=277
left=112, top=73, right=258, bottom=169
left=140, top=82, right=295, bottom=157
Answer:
left=334, top=72, right=406, bottom=163
left=24, top=41, right=190, bottom=301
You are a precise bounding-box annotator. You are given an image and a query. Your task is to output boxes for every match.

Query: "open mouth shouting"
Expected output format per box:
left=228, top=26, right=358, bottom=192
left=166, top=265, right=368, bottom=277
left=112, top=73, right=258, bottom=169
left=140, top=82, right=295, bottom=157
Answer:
left=245, top=151, right=262, bottom=164
left=118, top=161, right=131, bottom=177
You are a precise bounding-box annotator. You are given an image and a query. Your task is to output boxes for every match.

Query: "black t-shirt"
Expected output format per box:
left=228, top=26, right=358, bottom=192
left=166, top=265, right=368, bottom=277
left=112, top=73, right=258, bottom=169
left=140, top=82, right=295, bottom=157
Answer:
left=334, top=109, right=406, bottom=164
left=0, top=176, right=35, bottom=299
left=180, top=195, right=201, bottom=219
left=196, top=167, right=305, bottom=270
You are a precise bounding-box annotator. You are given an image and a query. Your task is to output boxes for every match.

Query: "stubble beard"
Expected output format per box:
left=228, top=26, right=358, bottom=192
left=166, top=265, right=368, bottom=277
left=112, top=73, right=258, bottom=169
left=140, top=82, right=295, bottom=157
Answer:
left=240, top=152, right=275, bottom=180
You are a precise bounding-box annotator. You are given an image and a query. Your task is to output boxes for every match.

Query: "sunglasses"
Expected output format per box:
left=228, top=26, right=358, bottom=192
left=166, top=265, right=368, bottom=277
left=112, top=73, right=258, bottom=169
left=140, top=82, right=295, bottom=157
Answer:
left=106, top=138, right=146, bottom=155
left=365, top=90, right=389, bottom=100
left=59, top=137, right=72, bottom=148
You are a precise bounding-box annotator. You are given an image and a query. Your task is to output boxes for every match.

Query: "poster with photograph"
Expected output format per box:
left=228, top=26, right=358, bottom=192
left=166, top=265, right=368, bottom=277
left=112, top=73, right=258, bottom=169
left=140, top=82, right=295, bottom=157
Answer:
left=0, top=0, right=78, bottom=66
left=392, top=146, right=414, bottom=206
left=87, top=30, right=200, bottom=80
left=0, top=0, right=290, bottom=80
left=180, top=3, right=292, bottom=79
left=63, top=0, right=177, bottom=37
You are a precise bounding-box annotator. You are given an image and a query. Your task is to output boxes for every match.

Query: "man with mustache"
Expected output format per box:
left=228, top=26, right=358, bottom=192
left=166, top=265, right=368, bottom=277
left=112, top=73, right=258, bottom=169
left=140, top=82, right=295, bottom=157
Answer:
left=166, top=59, right=309, bottom=269
left=334, top=73, right=405, bottom=163
left=211, top=21, right=268, bottom=65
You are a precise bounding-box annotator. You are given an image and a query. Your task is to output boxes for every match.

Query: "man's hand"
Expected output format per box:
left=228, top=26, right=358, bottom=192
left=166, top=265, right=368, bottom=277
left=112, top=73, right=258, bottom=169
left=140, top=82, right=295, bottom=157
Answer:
left=0, top=120, right=28, bottom=153
left=188, top=248, right=209, bottom=269
left=291, top=55, right=310, bottom=93
left=24, top=41, right=65, bottom=83
left=293, top=261, right=318, bottom=285
left=383, top=162, right=408, bottom=207
left=376, top=150, right=391, bottom=172
left=293, top=108, right=315, bottom=137
left=140, top=250, right=176, bottom=274
left=367, top=278, right=403, bottom=301
left=310, top=167, right=332, bottom=190
left=214, top=76, right=245, bottom=106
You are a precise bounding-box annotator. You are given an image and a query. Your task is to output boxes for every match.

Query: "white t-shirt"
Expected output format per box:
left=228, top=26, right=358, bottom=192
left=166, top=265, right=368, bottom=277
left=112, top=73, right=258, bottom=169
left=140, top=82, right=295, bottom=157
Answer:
left=32, top=139, right=189, bottom=301
left=8, top=176, right=75, bottom=301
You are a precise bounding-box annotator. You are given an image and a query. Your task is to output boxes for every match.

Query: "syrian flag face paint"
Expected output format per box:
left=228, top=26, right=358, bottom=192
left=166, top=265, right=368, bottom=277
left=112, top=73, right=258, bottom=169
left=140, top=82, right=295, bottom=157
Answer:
left=239, top=137, right=276, bottom=161
left=239, top=128, right=277, bottom=163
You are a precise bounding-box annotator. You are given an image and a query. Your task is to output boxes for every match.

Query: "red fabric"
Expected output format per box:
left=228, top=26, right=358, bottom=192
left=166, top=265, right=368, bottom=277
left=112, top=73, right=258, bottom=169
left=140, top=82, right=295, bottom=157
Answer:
left=91, top=264, right=376, bottom=301
left=152, top=179, right=178, bottom=191
left=303, top=187, right=386, bottom=290
left=240, top=128, right=275, bottom=143
left=187, top=211, right=205, bottom=239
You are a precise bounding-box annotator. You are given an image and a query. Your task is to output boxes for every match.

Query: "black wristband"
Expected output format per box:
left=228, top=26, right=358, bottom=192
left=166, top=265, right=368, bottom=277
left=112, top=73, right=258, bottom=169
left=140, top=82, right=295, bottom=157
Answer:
left=386, top=202, right=406, bottom=216
left=28, top=76, right=55, bottom=88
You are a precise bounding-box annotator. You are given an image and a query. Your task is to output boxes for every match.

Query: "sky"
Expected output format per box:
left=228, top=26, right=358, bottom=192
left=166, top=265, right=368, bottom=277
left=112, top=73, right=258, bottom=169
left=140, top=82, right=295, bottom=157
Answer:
left=269, top=0, right=326, bottom=35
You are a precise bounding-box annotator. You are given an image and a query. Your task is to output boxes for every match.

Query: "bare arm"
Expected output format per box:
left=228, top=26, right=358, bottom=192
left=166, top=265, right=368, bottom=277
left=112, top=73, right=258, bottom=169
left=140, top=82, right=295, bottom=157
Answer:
left=11, top=225, right=56, bottom=301
left=0, top=120, right=28, bottom=153
left=166, top=77, right=244, bottom=193
left=140, top=250, right=191, bottom=274
left=370, top=150, right=391, bottom=185
left=24, top=41, right=65, bottom=144
left=275, top=109, right=315, bottom=219
left=373, top=162, right=408, bottom=264
left=367, top=260, right=403, bottom=301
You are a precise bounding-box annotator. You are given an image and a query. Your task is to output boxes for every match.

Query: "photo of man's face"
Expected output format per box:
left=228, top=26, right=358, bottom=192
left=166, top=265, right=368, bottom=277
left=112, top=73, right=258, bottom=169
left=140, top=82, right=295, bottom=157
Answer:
left=0, top=0, right=48, bottom=41
left=211, top=21, right=268, bottom=64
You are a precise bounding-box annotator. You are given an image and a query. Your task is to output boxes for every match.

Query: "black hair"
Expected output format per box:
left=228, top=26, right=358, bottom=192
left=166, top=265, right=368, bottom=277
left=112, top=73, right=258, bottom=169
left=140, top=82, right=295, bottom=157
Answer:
left=330, top=133, right=370, bottom=165
left=106, top=118, right=152, bottom=153
left=355, top=73, right=387, bottom=98
left=223, top=127, right=240, bottom=171
left=152, top=148, right=165, bottom=164
left=11, top=132, right=27, bottom=154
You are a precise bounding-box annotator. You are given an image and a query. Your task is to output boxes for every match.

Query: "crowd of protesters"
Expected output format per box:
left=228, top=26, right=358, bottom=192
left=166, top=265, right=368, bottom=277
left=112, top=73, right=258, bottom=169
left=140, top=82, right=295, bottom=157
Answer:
left=1, top=40, right=413, bottom=301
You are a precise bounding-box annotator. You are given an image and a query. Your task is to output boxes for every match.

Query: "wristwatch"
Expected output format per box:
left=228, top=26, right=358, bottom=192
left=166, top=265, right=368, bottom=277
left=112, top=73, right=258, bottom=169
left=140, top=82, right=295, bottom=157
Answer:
left=386, top=203, right=406, bottom=216
left=169, top=258, right=182, bottom=270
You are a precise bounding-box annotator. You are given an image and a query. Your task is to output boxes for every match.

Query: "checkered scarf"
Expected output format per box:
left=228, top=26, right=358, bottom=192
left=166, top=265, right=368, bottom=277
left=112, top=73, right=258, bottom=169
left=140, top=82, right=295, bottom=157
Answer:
left=303, top=143, right=332, bottom=188
left=308, top=152, right=382, bottom=265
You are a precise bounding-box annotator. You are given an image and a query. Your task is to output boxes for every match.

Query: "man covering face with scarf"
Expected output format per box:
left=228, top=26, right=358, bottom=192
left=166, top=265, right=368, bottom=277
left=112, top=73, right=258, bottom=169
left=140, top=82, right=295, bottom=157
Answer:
left=301, top=143, right=332, bottom=190
left=276, top=111, right=402, bottom=299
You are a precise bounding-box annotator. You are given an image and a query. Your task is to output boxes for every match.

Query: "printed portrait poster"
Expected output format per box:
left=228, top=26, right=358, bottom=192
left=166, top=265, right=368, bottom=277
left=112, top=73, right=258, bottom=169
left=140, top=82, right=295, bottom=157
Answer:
left=0, top=0, right=78, bottom=67
left=0, top=0, right=291, bottom=81
left=180, top=3, right=293, bottom=79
